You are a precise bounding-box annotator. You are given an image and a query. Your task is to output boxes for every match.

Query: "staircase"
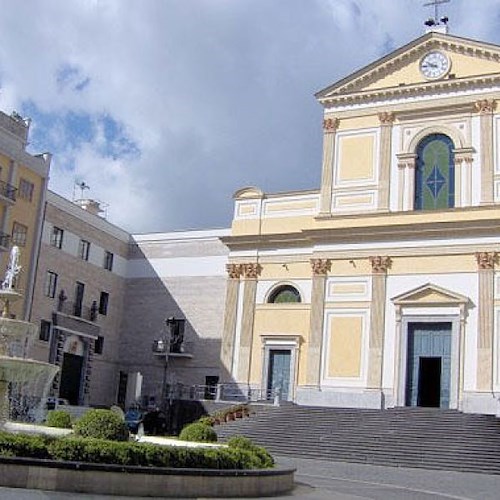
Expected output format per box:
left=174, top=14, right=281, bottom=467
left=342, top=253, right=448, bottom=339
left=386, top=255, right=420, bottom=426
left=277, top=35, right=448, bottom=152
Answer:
left=215, top=405, right=500, bottom=474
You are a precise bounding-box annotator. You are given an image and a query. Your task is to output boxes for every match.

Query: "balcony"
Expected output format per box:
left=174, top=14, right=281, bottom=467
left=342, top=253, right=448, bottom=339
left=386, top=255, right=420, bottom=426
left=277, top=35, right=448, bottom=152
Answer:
left=152, top=339, right=193, bottom=359
left=57, top=300, right=98, bottom=323
left=0, top=232, right=10, bottom=251
left=0, top=180, right=16, bottom=204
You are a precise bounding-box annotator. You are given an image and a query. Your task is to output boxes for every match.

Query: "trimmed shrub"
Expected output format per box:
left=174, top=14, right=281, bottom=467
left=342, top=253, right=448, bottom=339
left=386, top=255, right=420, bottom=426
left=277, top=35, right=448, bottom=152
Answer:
left=179, top=422, right=218, bottom=443
left=45, top=410, right=72, bottom=429
left=197, top=416, right=214, bottom=426
left=228, top=435, right=274, bottom=468
left=73, top=409, right=129, bottom=441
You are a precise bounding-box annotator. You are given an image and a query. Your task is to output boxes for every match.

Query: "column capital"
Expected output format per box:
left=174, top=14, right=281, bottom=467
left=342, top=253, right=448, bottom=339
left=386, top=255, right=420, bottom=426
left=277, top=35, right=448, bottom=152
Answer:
left=241, top=263, right=262, bottom=279
left=370, top=256, right=392, bottom=274
left=475, top=252, right=497, bottom=270
left=226, top=263, right=243, bottom=279
left=474, top=99, right=497, bottom=114
left=310, top=258, right=331, bottom=276
left=378, top=111, right=396, bottom=125
left=323, top=118, right=339, bottom=134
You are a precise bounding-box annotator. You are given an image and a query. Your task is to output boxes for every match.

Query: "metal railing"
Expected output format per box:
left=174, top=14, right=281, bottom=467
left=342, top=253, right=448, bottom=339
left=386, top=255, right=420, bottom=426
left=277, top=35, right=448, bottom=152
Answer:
left=57, top=300, right=97, bottom=322
left=0, top=180, right=16, bottom=202
left=165, top=383, right=282, bottom=406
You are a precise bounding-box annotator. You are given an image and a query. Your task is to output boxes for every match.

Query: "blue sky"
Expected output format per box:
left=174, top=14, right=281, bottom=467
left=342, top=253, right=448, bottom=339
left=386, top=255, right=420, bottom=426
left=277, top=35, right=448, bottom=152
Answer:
left=0, top=0, right=499, bottom=232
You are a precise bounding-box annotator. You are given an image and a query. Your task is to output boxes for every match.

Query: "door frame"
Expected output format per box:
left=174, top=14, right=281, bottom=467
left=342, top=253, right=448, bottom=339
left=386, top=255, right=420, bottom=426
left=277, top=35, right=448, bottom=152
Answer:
left=397, top=315, right=460, bottom=409
left=260, top=335, right=301, bottom=402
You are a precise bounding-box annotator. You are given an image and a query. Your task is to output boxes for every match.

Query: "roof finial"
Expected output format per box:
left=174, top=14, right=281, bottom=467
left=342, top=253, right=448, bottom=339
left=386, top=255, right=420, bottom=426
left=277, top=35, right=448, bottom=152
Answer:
left=423, top=0, right=450, bottom=34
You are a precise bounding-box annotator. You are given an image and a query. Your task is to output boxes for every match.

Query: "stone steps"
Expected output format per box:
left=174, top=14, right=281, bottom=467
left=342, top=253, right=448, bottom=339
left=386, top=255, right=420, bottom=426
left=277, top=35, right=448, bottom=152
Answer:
left=215, top=405, right=500, bottom=474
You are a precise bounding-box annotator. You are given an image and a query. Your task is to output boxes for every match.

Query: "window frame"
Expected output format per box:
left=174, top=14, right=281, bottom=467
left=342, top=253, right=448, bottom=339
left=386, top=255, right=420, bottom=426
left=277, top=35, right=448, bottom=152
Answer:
left=103, top=251, right=114, bottom=271
left=51, top=226, right=64, bottom=249
left=78, top=239, right=91, bottom=261
left=18, top=178, right=34, bottom=202
left=99, top=291, right=109, bottom=315
left=267, top=285, right=302, bottom=304
left=12, top=221, right=28, bottom=247
left=45, top=271, right=58, bottom=298
left=39, top=320, right=51, bottom=342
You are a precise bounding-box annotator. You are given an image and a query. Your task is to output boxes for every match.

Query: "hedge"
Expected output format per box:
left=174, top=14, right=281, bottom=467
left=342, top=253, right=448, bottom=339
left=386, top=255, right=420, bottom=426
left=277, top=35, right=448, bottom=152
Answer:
left=0, top=431, right=274, bottom=470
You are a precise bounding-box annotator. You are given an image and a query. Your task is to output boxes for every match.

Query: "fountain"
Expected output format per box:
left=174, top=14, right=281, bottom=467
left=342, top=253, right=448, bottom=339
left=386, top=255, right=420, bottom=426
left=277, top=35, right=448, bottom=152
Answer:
left=0, top=246, right=59, bottom=428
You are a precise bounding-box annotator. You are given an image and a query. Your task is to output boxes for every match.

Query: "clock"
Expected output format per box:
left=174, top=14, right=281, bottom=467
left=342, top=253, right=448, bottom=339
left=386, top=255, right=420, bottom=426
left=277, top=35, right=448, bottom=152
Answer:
left=419, top=51, right=450, bottom=80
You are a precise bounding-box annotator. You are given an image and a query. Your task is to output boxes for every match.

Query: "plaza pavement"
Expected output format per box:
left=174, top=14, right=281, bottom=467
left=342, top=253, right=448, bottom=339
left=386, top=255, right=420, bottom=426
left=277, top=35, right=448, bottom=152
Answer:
left=1, top=456, right=500, bottom=499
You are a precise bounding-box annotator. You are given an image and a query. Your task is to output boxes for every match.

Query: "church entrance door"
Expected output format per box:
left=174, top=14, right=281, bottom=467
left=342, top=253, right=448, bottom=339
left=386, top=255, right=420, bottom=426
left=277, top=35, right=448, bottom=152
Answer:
left=267, top=349, right=291, bottom=401
left=405, top=322, right=452, bottom=408
left=59, top=353, right=83, bottom=405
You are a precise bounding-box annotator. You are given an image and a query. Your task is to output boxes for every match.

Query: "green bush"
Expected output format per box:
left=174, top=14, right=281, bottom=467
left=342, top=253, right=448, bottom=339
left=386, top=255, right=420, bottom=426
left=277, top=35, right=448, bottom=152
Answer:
left=228, top=435, right=274, bottom=468
left=73, top=409, right=129, bottom=441
left=45, top=410, right=72, bottom=429
left=179, top=422, right=218, bottom=443
left=0, top=431, right=274, bottom=469
left=197, top=416, right=214, bottom=426
left=0, top=431, right=52, bottom=459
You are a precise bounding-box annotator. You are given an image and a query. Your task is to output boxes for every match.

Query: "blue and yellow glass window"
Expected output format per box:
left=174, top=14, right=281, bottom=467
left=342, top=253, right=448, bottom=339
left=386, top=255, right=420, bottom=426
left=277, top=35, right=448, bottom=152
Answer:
left=414, top=134, right=455, bottom=210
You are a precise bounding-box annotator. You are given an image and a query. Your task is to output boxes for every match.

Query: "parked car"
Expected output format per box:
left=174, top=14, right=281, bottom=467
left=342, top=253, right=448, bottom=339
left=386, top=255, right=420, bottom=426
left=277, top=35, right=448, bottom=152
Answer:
left=124, top=408, right=144, bottom=434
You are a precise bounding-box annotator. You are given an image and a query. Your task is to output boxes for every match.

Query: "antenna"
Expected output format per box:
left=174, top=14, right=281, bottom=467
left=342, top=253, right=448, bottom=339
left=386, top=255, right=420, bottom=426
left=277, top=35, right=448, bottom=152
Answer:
left=423, top=0, right=450, bottom=31
left=73, top=180, right=90, bottom=201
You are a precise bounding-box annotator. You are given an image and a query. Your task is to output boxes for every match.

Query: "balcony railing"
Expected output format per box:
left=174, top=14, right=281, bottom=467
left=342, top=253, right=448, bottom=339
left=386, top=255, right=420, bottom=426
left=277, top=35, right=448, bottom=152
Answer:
left=0, top=180, right=16, bottom=202
left=0, top=232, right=10, bottom=249
left=152, top=339, right=193, bottom=358
left=57, top=300, right=98, bottom=322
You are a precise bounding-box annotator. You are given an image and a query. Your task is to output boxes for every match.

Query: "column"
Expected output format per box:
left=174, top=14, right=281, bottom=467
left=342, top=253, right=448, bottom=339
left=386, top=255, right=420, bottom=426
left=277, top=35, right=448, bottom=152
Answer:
left=318, top=118, right=339, bottom=216
left=236, top=263, right=261, bottom=384
left=378, top=112, right=395, bottom=212
left=475, top=252, right=496, bottom=391
left=474, top=99, right=497, bottom=205
left=305, top=258, right=331, bottom=386
left=453, top=151, right=474, bottom=208
left=220, top=263, right=242, bottom=381
left=367, top=256, right=391, bottom=391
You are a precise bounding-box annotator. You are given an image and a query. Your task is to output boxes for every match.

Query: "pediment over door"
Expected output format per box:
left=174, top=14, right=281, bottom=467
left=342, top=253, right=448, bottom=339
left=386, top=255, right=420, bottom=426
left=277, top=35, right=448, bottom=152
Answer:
left=392, top=283, right=469, bottom=307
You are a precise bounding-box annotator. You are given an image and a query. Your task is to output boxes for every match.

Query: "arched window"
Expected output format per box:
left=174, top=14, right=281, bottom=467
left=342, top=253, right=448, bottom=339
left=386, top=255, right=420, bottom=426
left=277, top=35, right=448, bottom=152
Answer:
left=414, top=134, right=455, bottom=210
left=268, top=285, right=301, bottom=304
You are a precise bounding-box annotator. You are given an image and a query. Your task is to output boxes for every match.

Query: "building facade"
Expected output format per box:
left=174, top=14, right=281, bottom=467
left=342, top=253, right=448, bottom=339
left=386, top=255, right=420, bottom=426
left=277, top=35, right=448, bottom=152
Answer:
left=221, top=31, right=500, bottom=415
left=29, top=191, right=129, bottom=407
left=0, top=111, right=51, bottom=319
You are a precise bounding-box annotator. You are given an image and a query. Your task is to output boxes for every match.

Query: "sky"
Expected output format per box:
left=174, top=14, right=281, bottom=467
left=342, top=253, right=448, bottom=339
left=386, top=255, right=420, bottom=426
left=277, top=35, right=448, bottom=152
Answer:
left=0, top=0, right=499, bottom=233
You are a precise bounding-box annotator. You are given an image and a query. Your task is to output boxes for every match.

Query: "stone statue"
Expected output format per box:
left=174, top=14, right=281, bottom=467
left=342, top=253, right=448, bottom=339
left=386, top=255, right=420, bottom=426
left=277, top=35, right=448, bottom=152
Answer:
left=1, top=246, right=21, bottom=291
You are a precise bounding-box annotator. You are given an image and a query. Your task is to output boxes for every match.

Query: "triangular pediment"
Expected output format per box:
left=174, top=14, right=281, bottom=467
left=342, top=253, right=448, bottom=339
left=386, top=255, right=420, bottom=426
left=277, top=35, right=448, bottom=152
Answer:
left=316, top=32, right=500, bottom=105
left=392, top=283, right=469, bottom=306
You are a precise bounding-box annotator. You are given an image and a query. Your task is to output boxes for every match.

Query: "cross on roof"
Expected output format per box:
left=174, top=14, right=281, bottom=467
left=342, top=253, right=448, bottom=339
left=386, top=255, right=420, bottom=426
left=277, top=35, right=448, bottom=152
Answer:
left=424, top=0, right=450, bottom=22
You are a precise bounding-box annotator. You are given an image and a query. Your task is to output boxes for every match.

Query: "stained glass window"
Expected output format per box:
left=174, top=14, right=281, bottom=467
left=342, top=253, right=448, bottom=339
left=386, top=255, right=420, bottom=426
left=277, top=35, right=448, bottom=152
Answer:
left=268, top=285, right=301, bottom=304
left=414, top=134, right=454, bottom=210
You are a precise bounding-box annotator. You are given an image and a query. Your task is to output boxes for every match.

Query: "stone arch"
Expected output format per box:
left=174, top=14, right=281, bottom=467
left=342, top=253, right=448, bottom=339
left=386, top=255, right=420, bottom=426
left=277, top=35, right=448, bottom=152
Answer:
left=406, top=124, right=465, bottom=153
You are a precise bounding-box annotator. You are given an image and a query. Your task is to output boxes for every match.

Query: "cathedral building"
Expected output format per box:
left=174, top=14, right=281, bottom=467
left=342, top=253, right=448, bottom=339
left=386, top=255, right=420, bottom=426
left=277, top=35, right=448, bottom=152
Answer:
left=221, top=28, right=500, bottom=415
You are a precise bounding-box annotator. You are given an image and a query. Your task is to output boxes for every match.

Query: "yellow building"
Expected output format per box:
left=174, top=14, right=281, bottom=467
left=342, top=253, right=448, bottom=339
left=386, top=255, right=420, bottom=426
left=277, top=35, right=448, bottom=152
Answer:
left=0, top=112, right=51, bottom=319
left=221, top=28, right=500, bottom=414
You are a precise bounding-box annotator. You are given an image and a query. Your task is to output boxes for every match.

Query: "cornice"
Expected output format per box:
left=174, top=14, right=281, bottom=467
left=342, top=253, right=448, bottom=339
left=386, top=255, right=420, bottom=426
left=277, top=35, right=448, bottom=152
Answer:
left=224, top=206, right=500, bottom=251
left=320, top=74, right=500, bottom=107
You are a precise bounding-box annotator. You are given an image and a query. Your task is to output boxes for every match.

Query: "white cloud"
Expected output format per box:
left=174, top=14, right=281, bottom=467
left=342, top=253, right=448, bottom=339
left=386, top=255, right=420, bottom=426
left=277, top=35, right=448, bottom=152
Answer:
left=0, top=0, right=497, bottom=232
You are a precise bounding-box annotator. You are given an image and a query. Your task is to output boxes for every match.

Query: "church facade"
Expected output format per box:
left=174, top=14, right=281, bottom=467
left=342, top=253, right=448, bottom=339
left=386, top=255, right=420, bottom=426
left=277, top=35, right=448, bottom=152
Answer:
left=221, top=31, right=500, bottom=415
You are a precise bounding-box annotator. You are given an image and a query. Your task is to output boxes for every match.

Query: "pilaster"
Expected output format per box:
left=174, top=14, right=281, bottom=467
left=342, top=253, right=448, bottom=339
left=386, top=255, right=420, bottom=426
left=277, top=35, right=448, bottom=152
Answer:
left=378, top=112, right=395, bottom=212
left=474, top=99, right=496, bottom=205
left=236, top=263, right=261, bottom=384
left=367, top=256, right=391, bottom=389
left=453, top=150, right=474, bottom=208
left=475, top=251, right=496, bottom=391
left=220, top=263, right=243, bottom=380
left=318, top=118, right=339, bottom=216
left=305, top=258, right=331, bottom=386
left=397, top=153, right=417, bottom=211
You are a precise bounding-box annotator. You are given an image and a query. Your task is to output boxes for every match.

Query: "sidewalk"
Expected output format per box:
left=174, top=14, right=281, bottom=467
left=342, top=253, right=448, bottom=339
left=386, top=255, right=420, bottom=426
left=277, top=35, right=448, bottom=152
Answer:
left=1, top=456, right=500, bottom=499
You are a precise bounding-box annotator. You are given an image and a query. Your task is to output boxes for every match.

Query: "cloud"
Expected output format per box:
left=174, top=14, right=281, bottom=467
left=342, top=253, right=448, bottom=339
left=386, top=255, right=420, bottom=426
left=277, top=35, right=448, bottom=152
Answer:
left=0, top=0, right=497, bottom=232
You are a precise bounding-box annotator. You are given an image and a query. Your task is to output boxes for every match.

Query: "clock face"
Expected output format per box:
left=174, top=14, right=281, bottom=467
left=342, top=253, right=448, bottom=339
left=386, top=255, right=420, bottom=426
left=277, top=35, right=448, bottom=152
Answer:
left=419, top=51, right=450, bottom=80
